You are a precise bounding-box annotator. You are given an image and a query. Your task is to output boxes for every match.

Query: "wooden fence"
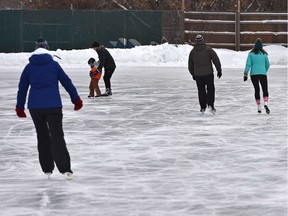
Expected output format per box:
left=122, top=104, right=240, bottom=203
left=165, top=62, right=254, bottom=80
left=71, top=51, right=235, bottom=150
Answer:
left=184, top=11, right=287, bottom=50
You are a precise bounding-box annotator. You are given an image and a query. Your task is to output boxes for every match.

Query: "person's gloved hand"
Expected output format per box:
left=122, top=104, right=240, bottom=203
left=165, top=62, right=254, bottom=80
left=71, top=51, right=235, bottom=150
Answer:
left=217, top=70, right=222, bottom=79
left=90, top=69, right=101, bottom=77
left=74, top=97, right=83, bottom=111
left=93, top=70, right=101, bottom=76
left=243, top=73, right=248, bottom=82
left=15, top=107, right=26, bottom=118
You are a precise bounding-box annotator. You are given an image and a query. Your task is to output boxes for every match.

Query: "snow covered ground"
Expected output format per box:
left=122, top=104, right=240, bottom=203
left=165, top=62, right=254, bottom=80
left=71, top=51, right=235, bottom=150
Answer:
left=0, top=43, right=287, bottom=69
left=0, top=44, right=287, bottom=215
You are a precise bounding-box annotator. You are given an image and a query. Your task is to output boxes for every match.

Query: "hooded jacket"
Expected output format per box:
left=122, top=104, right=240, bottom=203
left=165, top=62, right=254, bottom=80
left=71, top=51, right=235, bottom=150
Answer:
left=16, top=48, right=79, bottom=109
left=188, top=43, right=221, bottom=77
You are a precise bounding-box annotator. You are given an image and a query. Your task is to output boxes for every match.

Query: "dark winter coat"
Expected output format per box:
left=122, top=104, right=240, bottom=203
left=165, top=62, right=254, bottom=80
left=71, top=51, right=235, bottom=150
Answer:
left=188, top=43, right=221, bottom=77
left=96, top=46, right=116, bottom=71
left=16, top=48, right=79, bottom=109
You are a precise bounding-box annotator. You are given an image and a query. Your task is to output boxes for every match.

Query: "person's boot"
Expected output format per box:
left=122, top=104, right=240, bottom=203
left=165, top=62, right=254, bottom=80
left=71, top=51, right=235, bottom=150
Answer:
left=264, top=105, right=270, bottom=114
left=257, top=104, right=262, bottom=114
left=264, top=97, right=270, bottom=114
left=63, top=172, right=73, bottom=180
left=208, top=105, right=216, bottom=114
left=45, top=172, right=52, bottom=180
left=104, top=88, right=112, bottom=96
left=200, top=108, right=206, bottom=114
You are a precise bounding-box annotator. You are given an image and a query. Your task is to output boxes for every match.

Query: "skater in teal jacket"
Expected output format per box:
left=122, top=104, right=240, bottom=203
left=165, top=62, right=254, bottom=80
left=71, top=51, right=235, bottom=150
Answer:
left=244, top=38, right=270, bottom=114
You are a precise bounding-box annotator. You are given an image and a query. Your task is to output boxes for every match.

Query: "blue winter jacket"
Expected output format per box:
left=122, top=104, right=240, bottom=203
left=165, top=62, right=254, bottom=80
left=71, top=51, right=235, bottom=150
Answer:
left=244, top=51, right=270, bottom=76
left=16, top=48, right=79, bottom=109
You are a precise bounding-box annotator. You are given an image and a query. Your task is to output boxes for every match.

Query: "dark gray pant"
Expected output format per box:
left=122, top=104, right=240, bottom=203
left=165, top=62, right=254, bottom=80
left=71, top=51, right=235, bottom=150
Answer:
left=251, top=75, right=269, bottom=100
left=195, top=74, right=215, bottom=109
left=29, top=108, right=72, bottom=174
left=103, top=68, right=115, bottom=90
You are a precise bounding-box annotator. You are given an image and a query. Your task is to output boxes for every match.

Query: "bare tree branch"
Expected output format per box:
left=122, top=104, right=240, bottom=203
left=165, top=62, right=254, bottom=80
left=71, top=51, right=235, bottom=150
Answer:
left=245, top=0, right=262, bottom=12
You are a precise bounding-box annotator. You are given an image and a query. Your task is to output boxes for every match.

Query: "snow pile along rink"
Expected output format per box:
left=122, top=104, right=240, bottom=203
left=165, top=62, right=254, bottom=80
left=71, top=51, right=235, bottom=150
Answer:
left=0, top=43, right=287, bottom=70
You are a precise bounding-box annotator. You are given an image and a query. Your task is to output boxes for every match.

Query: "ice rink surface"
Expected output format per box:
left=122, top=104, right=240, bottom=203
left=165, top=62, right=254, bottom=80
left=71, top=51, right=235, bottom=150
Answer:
left=0, top=67, right=287, bottom=216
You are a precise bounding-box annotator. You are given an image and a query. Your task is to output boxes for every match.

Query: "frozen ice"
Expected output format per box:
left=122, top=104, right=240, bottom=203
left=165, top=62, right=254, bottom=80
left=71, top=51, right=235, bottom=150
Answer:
left=0, top=44, right=287, bottom=215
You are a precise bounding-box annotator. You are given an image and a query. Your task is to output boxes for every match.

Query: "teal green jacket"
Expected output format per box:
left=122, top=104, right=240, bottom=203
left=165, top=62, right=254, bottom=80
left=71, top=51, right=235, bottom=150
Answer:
left=244, top=51, right=270, bottom=76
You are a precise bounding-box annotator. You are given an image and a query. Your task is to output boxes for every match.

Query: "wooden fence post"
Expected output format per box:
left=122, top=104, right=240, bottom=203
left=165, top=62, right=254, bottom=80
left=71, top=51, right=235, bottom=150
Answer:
left=181, top=0, right=185, bottom=43
left=235, top=0, right=241, bottom=51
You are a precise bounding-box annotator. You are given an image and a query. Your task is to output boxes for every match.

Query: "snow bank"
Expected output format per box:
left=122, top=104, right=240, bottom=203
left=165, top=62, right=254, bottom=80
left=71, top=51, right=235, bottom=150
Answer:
left=0, top=43, right=287, bottom=70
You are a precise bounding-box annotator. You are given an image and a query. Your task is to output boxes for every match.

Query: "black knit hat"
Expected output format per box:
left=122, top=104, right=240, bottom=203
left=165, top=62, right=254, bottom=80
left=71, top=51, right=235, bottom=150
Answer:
left=195, top=35, right=204, bottom=43
left=88, top=58, right=95, bottom=65
left=254, top=38, right=263, bottom=50
left=91, top=41, right=100, bottom=48
left=35, top=38, right=49, bottom=50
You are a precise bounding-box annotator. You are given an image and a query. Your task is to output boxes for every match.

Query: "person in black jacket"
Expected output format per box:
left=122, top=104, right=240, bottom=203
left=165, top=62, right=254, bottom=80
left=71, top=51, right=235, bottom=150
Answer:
left=92, top=42, right=116, bottom=96
left=188, top=35, right=222, bottom=114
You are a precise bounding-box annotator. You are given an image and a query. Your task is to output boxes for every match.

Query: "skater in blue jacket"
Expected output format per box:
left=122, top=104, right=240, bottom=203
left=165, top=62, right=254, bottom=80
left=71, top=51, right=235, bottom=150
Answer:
left=15, top=38, right=83, bottom=180
left=244, top=38, right=270, bottom=114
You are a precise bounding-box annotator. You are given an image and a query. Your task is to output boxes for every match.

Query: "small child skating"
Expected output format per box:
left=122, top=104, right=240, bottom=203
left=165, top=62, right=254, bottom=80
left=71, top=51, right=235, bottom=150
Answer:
left=88, top=58, right=102, bottom=97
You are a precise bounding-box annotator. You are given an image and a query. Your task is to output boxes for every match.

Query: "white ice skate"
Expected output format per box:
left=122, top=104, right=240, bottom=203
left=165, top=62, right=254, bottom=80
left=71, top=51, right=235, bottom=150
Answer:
left=257, top=104, right=262, bottom=114
left=45, top=172, right=52, bottom=180
left=64, top=172, right=73, bottom=180
left=208, top=106, right=216, bottom=114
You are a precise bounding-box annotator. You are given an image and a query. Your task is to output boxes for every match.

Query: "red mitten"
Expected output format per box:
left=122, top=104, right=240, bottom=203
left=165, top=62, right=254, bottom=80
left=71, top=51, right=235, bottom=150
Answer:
left=15, top=107, right=27, bottom=118
left=74, top=97, right=83, bottom=111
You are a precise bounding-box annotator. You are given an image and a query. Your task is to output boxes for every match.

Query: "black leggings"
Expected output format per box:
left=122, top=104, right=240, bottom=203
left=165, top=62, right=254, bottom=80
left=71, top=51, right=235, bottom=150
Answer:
left=251, top=75, right=269, bottom=100
left=29, top=108, right=72, bottom=174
